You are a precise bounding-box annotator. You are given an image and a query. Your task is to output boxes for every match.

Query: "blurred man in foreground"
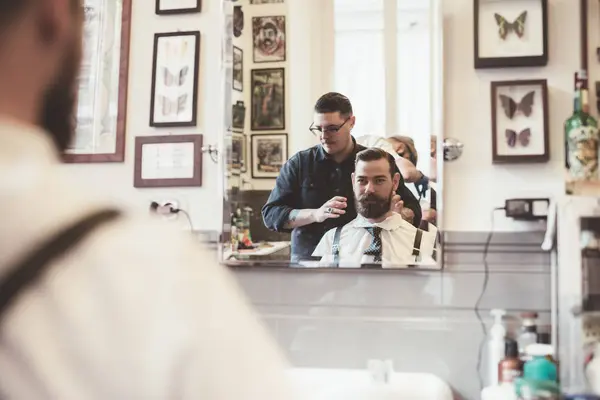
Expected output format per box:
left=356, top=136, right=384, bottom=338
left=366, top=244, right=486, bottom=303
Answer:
left=0, top=1, right=299, bottom=398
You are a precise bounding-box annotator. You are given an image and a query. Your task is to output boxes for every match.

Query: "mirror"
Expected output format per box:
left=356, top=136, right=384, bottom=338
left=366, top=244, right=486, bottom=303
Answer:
left=222, top=0, right=444, bottom=269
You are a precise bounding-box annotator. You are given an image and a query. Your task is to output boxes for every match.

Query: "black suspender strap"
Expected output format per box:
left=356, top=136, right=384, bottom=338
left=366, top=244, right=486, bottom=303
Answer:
left=331, top=226, right=343, bottom=267
left=0, top=209, right=121, bottom=322
left=412, top=229, right=423, bottom=262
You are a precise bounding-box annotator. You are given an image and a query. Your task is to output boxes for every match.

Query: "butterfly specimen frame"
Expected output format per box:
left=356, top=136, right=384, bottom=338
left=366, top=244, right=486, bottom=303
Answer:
left=134, top=134, right=203, bottom=188
left=150, top=31, right=200, bottom=128
left=491, top=79, right=549, bottom=164
left=155, top=0, right=201, bottom=15
left=474, top=0, right=548, bottom=69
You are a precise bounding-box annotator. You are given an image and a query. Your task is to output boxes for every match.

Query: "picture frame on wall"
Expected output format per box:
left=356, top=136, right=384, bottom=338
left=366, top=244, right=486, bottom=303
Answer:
left=233, top=46, right=243, bottom=92
left=232, top=101, right=246, bottom=131
left=250, top=0, right=284, bottom=3
left=490, top=79, right=549, bottom=164
left=155, top=0, right=201, bottom=15
left=134, top=134, right=203, bottom=188
left=252, top=16, right=286, bottom=63
left=251, top=134, right=288, bottom=179
left=232, top=133, right=247, bottom=173
left=474, top=0, right=548, bottom=69
left=149, top=31, right=200, bottom=128
left=250, top=68, right=285, bottom=131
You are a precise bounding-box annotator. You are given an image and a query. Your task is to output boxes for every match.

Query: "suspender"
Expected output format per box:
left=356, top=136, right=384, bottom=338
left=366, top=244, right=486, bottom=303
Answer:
left=0, top=209, right=121, bottom=322
left=412, top=229, right=423, bottom=263
left=331, top=226, right=343, bottom=267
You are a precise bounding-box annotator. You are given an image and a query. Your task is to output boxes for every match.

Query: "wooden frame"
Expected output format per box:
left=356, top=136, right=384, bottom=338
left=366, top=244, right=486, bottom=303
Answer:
left=149, top=31, right=200, bottom=128
left=250, top=68, right=285, bottom=131
left=252, top=16, right=286, bottom=63
left=134, top=134, right=203, bottom=188
left=250, top=133, right=288, bottom=179
left=231, top=133, right=247, bottom=174
left=233, top=46, right=243, bottom=92
left=155, top=0, right=201, bottom=15
left=63, top=0, right=132, bottom=163
left=491, top=79, right=549, bottom=164
left=474, top=0, right=548, bottom=69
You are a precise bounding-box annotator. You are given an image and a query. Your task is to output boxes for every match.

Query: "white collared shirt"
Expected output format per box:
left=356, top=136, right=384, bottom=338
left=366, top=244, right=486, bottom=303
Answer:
left=0, top=117, right=301, bottom=399
left=312, top=213, right=437, bottom=267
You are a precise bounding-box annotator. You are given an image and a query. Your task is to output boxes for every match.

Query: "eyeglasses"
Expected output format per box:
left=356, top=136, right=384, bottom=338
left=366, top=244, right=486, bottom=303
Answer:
left=309, top=118, right=350, bottom=136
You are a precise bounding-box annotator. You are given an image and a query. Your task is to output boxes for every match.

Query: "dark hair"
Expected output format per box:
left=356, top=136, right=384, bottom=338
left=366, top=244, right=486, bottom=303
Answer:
left=355, top=147, right=396, bottom=178
left=0, top=2, right=27, bottom=29
left=388, top=135, right=418, bottom=166
left=314, top=92, right=353, bottom=117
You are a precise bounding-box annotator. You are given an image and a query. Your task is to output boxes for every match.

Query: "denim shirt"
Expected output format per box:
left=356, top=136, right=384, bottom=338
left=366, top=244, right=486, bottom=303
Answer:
left=261, top=140, right=422, bottom=260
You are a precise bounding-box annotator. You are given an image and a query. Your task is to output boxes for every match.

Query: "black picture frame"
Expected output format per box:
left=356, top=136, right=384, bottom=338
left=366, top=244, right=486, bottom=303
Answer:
left=149, top=31, right=200, bottom=128
left=232, top=133, right=247, bottom=173
left=490, top=79, right=549, bottom=164
left=155, top=0, right=201, bottom=15
left=250, top=133, right=288, bottom=179
left=474, top=0, right=548, bottom=69
left=232, top=101, right=246, bottom=132
left=233, top=46, right=243, bottom=92
left=250, top=68, right=285, bottom=131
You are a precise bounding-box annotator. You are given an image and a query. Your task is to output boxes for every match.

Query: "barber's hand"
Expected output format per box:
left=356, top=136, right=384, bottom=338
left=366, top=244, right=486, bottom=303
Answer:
left=315, top=196, right=347, bottom=223
left=391, top=194, right=415, bottom=223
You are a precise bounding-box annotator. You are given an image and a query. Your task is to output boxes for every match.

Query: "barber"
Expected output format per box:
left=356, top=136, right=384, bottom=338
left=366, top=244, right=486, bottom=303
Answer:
left=262, top=92, right=422, bottom=262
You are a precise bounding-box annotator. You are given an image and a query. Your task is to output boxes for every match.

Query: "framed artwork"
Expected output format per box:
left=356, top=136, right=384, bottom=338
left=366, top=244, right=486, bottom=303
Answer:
left=232, top=133, right=247, bottom=173
left=233, top=5, right=244, bottom=37
left=233, top=46, right=243, bottom=92
left=63, top=0, right=132, bottom=163
left=155, top=0, right=201, bottom=15
left=252, top=16, right=286, bottom=63
left=134, top=134, right=203, bottom=188
left=250, top=0, right=284, bottom=3
left=490, top=79, right=549, bottom=164
left=149, top=31, right=200, bottom=128
left=251, top=134, right=288, bottom=179
left=232, top=101, right=246, bottom=131
left=250, top=68, right=285, bottom=131
left=474, top=0, right=548, bottom=69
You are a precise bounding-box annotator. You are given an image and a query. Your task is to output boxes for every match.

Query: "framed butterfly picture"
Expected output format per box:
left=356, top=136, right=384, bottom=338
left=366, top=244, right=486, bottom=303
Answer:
left=491, top=79, right=549, bottom=164
left=150, top=31, right=200, bottom=127
left=474, top=0, right=548, bottom=69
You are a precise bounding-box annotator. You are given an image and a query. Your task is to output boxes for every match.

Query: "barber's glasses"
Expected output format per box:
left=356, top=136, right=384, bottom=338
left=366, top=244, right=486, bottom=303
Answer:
left=309, top=118, right=350, bottom=136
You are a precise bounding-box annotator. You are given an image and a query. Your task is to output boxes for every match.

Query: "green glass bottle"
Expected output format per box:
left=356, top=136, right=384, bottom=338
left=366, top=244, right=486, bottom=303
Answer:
left=565, top=70, right=600, bottom=183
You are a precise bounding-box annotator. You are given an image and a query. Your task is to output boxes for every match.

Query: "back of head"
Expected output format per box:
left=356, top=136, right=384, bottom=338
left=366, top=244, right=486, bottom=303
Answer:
left=387, top=135, right=418, bottom=166
left=314, top=92, right=353, bottom=117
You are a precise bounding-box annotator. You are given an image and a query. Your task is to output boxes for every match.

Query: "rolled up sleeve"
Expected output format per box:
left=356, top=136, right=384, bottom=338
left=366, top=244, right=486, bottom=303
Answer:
left=261, top=155, right=299, bottom=232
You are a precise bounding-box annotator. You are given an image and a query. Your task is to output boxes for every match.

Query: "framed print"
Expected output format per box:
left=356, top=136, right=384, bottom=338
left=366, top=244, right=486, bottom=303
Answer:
left=232, top=133, right=247, bottom=173
left=250, top=0, right=284, bottom=3
left=252, top=16, right=286, bottom=63
left=250, top=68, right=285, bottom=131
left=233, top=5, right=244, bottom=37
left=474, top=0, right=548, bottom=69
left=63, top=0, right=132, bottom=163
left=155, top=0, right=201, bottom=15
left=251, top=134, right=288, bottom=179
left=149, top=31, right=200, bottom=128
left=134, top=134, right=203, bottom=188
left=233, top=46, right=243, bottom=92
left=232, top=101, right=246, bottom=131
left=491, top=79, right=549, bottom=164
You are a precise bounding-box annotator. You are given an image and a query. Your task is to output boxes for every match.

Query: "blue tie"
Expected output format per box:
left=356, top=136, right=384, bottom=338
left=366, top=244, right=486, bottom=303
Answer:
left=363, top=227, right=383, bottom=262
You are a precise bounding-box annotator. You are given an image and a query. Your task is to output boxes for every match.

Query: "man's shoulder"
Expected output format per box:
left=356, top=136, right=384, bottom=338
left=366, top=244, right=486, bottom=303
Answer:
left=292, top=145, right=320, bottom=160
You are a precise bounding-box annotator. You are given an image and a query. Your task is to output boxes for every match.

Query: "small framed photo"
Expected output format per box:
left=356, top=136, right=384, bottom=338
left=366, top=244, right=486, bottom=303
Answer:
left=232, top=101, right=246, bottom=132
left=250, top=0, right=284, bottom=4
left=232, top=133, right=247, bottom=173
left=251, top=68, right=285, bottom=131
left=134, top=134, right=203, bottom=188
left=233, top=5, right=244, bottom=37
left=149, top=31, right=200, bottom=127
left=491, top=79, right=549, bottom=164
left=252, top=16, right=286, bottom=63
left=233, top=46, right=243, bottom=92
left=474, top=0, right=548, bottom=69
left=251, top=134, right=288, bottom=179
left=155, top=0, right=201, bottom=15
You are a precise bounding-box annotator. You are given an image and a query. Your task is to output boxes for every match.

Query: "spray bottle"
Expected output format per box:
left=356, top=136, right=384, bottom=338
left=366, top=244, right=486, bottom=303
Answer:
left=489, top=309, right=507, bottom=387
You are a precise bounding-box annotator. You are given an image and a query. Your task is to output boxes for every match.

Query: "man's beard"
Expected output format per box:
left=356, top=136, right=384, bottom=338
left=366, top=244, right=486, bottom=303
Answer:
left=39, top=46, right=79, bottom=153
left=356, top=191, right=392, bottom=219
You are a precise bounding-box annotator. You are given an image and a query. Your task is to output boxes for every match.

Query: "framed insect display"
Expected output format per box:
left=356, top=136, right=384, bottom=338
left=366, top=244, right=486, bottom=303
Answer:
left=149, top=31, right=200, bottom=127
left=474, top=0, right=548, bottom=69
left=491, top=79, right=549, bottom=164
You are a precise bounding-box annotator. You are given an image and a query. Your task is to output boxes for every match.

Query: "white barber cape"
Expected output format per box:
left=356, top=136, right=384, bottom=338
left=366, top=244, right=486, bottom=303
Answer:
left=312, top=213, right=437, bottom=267
left=0, top=117, right=301, bottom=399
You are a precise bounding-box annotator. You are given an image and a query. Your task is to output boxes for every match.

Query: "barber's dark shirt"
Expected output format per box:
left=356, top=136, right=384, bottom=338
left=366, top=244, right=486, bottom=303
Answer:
left=261, top=139, right=422, bottom=260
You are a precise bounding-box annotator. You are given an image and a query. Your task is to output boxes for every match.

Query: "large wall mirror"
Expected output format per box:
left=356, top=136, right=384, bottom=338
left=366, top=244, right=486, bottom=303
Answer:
left=222, top=0, right=444, bottom=269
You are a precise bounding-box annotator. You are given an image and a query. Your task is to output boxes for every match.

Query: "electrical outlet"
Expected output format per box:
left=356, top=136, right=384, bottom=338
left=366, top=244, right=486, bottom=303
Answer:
left=151, top=199, right=180, bottom=220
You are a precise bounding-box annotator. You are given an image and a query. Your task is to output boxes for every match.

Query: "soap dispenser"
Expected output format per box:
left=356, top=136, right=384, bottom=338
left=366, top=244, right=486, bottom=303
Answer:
left=489, top=309, right=507, bottom=387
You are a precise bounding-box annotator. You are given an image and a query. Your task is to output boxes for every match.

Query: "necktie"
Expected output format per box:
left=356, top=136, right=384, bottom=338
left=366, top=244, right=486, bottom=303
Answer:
left=363, top=227, right=383, bottom=262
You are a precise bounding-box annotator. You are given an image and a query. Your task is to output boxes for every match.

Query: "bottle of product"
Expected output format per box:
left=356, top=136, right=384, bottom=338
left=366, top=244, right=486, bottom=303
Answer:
left=499, top=338, right=524, bottom=384
left=515, top=344, right=560, bottom=399
left=489, top=309, right=507, bottom=387
left=519, top=312, right=539, bottom=359
left=565, top=70, right=600, bottom=182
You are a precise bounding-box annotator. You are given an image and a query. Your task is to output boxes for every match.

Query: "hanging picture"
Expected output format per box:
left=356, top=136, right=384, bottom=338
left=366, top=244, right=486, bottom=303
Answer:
left=233, top=5, right=244, bottom=37
left=251, top=134, right=288, bottom=179
left=251, top=68, right=285, bottom=131
left=250, top=0, right=284, bottom=3
left=155, top=0, right=201, bottom=15
left=474, top=0, right=548, bottom=69
left=490, top=79, right=549, bottom=163
left=233, top=46, right=243, bottom=92
left=252, top=16, right=286, bottom=63
left=232, top=101, right=246, bottom=131
left=149, top=31, right=200, bottom=127
left=232, top=133, right=247, bottom=173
